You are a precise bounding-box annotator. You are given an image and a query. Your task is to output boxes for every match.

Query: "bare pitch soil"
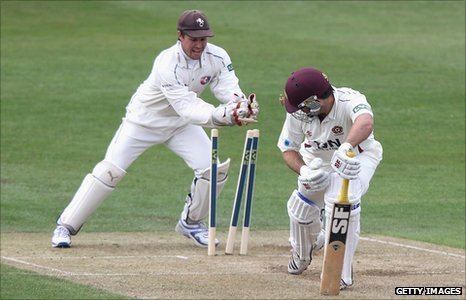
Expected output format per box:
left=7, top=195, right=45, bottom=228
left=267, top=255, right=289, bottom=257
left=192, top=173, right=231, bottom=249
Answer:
left=1, top=231, right=464, bottom=299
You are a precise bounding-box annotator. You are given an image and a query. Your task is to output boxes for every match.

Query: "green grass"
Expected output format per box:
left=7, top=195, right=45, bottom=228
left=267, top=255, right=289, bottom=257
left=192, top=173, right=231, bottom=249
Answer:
left=0, top=264, right=127, bottom=299
left=1, top=1, right=464, bottom=298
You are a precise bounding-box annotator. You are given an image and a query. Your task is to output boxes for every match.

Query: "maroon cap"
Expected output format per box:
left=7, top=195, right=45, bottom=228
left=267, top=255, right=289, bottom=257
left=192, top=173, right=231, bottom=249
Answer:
left=177, top=10, right=214, bottom=38
left=284, top=67, right=332, bottom=113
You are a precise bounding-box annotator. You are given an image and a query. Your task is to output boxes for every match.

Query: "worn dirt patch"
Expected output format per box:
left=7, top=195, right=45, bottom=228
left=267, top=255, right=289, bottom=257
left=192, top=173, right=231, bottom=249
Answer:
left=1, top=231, right=464, bottom=299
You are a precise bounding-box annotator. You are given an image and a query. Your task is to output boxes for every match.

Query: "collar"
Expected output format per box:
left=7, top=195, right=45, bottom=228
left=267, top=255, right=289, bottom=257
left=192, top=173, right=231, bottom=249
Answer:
left=176, top=41, right=203, bottom=69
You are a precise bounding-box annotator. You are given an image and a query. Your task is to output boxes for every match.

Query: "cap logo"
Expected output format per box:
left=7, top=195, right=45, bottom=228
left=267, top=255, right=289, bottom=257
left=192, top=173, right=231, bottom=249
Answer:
left=196, top=18, right=205, bottom=27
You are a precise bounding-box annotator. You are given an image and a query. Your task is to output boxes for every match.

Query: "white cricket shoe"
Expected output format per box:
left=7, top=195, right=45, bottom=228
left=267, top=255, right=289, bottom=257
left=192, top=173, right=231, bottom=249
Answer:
left=287, top=249, right=311, bottom=275
left=175, top=218, right=219, bottom=248
left=340, top=279, right=353, bottom=290
left=51, top=226, right=71, bottom=248
left=313, top=230, right=325, bottom=252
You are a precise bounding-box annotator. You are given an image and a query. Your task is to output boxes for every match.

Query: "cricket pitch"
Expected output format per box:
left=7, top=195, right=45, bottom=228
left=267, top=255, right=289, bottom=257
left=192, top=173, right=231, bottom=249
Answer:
left=1, top=231, right=464, bottom=299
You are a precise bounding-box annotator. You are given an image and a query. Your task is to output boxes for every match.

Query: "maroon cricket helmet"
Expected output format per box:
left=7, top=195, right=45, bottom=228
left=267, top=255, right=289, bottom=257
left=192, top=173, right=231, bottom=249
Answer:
left=177, top=10, right=214, bottom=38
left=284, top=67, right=332, bottom=113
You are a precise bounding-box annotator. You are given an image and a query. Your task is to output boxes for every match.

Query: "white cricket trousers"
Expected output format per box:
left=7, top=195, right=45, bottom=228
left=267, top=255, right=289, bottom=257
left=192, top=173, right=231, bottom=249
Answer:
left=57, top=119, right=212, bottom=233
left=106, top=119, right=211, bottom=175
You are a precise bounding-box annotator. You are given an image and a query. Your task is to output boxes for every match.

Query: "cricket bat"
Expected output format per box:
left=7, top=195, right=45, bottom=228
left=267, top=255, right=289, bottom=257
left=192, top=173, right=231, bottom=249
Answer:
left=320, top=150, right=355, bottom=296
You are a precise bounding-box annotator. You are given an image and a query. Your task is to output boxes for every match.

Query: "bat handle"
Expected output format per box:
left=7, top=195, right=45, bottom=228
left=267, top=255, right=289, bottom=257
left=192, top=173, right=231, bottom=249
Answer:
left=338, top=149, right=356, bottom=204
left=346, top=149, right=356, bottom=158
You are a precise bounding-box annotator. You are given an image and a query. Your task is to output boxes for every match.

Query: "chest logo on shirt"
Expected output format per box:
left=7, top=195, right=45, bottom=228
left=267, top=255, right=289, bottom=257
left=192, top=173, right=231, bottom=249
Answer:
left=305, top=130, right=312, bottom=137
left=304, top=138, right=342, bottom=151
left=200, top=76, right=211, bottom=85
left=331, top=126, right=344, bottom=136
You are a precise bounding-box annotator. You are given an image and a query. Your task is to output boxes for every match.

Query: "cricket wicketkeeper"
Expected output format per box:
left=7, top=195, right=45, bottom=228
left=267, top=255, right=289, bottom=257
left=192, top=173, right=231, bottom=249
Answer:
left=277, top=67, right=382, bottom=290
left=52, top=10, right=259, bottom=249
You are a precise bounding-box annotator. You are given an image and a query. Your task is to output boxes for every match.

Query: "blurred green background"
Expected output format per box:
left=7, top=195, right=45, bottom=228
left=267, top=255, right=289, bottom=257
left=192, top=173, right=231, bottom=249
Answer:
left=1, top=1, right=464, bottom=298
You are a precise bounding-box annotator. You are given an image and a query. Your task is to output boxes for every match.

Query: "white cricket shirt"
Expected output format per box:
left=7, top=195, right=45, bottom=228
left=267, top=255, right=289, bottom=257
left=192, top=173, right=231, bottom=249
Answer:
left=278, top=87, right=383, bottom=169
left=125, top=41, right=243, bottom=129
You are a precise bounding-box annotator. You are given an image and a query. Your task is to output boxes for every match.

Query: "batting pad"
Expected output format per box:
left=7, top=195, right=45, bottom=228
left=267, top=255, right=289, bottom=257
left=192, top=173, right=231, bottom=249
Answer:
left=59, top=160, right=126, bottom=234
left=287, top=190, right=322, bottom=261
left=91, top=160, right=126, bottom=187
left=183, top=159, right=230, bottom=222
left=59, top=174, right=113, bottom=234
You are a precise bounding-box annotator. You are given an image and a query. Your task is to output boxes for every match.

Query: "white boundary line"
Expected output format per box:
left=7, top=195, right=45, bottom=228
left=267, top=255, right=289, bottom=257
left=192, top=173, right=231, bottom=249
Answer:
left=360, top=237, right=465, bottom=259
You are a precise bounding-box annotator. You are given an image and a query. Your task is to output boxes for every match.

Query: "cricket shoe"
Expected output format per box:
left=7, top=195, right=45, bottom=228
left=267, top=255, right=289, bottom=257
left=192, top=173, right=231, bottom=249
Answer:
left=51, top=226, right=71, bottom=248
left=287, top=249, right=311, bottom=275
left=175, top=218, right=219, bottom=248
left=340, top=279, right=353, bottom=290
left=313, top=230, right=325, bottom=252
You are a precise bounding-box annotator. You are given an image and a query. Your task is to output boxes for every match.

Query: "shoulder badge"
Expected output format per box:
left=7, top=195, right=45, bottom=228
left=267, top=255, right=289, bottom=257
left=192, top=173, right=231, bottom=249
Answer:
left=352, top=103, right=370, bottom=114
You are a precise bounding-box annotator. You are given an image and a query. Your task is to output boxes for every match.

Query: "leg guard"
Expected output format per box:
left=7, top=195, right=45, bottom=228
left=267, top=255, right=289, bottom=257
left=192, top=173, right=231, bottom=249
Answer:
left=288, top=190, right=322, bottom=261
left=342, top=211, right=359, bottom=285
left=182, top=159, right=230, bottom=223
left=58, top=160, right=126, bottom=234
left=298, top=180, right=326, bottom=253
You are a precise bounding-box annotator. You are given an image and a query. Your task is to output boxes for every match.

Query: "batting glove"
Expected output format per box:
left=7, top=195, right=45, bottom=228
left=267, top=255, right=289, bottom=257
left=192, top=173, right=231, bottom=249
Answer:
left=298, top=158, right=330, bottom=193
left=330, top=142, right=361, bottom=180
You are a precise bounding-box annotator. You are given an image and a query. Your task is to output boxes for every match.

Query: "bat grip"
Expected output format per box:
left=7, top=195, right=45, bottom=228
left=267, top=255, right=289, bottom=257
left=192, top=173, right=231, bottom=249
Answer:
left=337, top=149, right=356, bottom=204
left=346, top=149, right=356, bottom=158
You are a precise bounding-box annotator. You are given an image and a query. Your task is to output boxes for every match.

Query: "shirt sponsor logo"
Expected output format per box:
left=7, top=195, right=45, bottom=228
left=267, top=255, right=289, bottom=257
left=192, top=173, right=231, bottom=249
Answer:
left=161, top=83, right=175, bottom=90
left=227, top=64, right=234, bottom=71
left=200, top=76, right=211, bottom=85
left=284, top=139, right=291, bottom=147
left=304, top=138, right=342, bottom=151
left=305, top=130, right=312, bottom=137
left=352, top=103, right=370, bottom=114
left=331, top=126, right=344, bottom=135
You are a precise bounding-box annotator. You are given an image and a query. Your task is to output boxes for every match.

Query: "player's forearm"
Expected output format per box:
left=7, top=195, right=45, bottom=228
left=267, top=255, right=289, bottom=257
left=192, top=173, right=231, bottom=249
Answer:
left=346, top=114, right=373, bottom=147
left=282, top=151, right=305, bottom=175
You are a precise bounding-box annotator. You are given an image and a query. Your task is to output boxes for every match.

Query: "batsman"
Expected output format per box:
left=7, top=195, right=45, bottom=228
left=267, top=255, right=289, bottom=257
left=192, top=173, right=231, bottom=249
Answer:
left=277, top=67, right=383, bottom=290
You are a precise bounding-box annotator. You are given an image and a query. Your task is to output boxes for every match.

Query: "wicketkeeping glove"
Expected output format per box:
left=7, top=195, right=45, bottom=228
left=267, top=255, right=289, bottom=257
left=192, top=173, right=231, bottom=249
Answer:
left=247, top=93, right=259, bottom=119
left=298, top=158, right=330, bottom=193
left=211, top=99, right=257, bottom=126
left=330, top=142, right=361, bottom=180
left=232, top=93, right=259, bottom=122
